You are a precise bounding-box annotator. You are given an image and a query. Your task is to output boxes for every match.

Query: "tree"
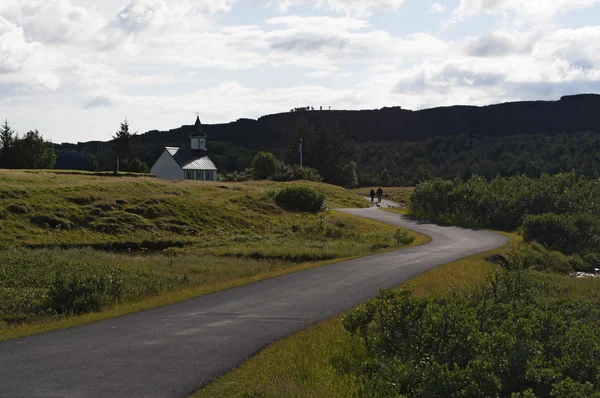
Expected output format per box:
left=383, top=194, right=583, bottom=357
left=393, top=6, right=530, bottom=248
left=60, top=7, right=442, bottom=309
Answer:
left=112, top=119, right=142, bottom=172
left=252, top=151, right=278, bottom=179
left=11, top=130, right=56, bottom=169
left=113, top=119, right=135, bottom=166
left=380, top=168, right=391, bottom=186
left=338, top=161, right=358, bottom=188
left=0, top=119, right=15, bottom=168
left=87, top=153, right=99, bottom=172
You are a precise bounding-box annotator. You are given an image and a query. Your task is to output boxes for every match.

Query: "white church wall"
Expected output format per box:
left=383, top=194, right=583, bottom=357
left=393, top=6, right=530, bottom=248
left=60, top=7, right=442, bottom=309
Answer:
left=151, top=151, right=184, bottom=181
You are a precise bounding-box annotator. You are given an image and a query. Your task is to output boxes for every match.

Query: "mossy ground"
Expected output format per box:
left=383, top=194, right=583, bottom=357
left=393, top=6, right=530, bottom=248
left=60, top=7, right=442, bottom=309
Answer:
left=0, top=170, right=428, bottom=340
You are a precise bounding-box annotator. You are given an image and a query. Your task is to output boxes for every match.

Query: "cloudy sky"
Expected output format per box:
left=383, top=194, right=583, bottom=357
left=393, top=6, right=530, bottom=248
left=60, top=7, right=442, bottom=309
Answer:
left=1, top=0, right=600, bottom=143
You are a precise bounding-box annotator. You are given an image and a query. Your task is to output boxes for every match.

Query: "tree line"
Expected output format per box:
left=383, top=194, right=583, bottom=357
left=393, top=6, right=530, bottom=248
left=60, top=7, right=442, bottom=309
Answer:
left=0, top=118, right=149, bottom=172
left=0, top=120, right=56, bottom=169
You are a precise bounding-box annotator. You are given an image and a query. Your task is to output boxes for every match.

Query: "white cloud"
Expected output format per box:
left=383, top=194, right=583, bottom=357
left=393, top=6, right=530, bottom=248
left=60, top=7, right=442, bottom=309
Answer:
left=452, top=0, right=600, bottom=22
left=0, top=0, right=105, bottom=44
left=268, top=0, right=406, bottom=16
left=0, top=16, right=36, bottom=73
left=1, top=0, right=600, bottom=143
left=308, top=70, right=331, bottom=77
left=431, top=2, right=445, bottom=13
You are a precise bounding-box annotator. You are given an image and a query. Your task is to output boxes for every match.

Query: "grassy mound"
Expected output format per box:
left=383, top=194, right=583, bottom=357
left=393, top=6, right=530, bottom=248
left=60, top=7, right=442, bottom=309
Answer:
left=0, top=170, right=367, bottom=249
left=0, top=171, right=428, bottom=339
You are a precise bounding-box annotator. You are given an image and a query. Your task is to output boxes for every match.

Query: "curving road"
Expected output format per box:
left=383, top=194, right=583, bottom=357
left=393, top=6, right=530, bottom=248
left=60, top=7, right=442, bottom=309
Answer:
left=0, top=207, right=508, bottom=398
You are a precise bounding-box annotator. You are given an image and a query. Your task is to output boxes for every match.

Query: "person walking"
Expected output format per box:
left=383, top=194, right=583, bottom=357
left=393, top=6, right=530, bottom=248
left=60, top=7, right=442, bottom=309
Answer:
left=376, top=187, right=383, bottom=203
left=370, top=188, right=375, bottom=203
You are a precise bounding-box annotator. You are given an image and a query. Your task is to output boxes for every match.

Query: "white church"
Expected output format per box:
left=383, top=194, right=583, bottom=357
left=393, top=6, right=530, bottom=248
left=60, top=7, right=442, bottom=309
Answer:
left=151, top=116, right=218, bottom=181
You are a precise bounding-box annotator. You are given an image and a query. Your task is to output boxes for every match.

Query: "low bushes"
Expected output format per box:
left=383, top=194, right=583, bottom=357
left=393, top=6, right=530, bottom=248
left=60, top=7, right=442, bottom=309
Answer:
left=0, top=249, right=173, bottom=324
left=411, top=173, right=600, bottom=231
left=272, top=163, right=323, bottom=182
left=522, top=213, right=600, bottom=254
left=274, top=185, right=325, bottom=212
left=343, top=268, right=600, bottom=397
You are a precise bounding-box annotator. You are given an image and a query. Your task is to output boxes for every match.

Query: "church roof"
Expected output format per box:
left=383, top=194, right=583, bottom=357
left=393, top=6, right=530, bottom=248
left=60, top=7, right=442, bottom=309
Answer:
left=189, top=116, right=207, bottom=138
left=166, top=147, right=217, bottom=170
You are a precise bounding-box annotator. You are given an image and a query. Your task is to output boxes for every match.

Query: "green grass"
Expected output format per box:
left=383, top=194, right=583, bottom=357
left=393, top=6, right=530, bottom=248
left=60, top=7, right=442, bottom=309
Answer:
left=0, top=171, right=429, bottom=340
left=192, top=233, right=522, bottom=398
left=0, top=170, right=368, bottom=249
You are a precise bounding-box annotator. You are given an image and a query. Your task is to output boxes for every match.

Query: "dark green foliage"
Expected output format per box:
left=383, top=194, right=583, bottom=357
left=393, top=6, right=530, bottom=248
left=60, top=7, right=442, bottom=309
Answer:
left=338, top=161, right=358, bottom=189
left=252, top=152, right=278, bottom=179
left=274, top=186, right=325, bottom=212
left=522, top=213, right=600, bottom=254
left=0, top=119, right=15, bottom=168
left=342, top=269, right=600, bottom=397
left=111, top=119, right=147, bottom=172
left=0, top=250, right=173, bottom=323
left=272, top=163, right=323, bottom=182
left=286, top=118, right=354, bottom=187
left=113, top=119, right=134, bottom=160
left=5, top=130, right=57, bottom=169
left=411, top=173, right=600, bottom=230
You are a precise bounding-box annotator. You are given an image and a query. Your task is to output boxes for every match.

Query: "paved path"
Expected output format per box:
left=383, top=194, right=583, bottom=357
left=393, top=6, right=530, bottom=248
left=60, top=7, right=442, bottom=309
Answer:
left=0, top=207, right=508, bottom=398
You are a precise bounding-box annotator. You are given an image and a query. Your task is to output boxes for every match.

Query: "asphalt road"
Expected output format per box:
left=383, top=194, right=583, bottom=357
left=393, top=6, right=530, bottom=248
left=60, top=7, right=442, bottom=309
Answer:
left=0, top=207, right=508, bottom=398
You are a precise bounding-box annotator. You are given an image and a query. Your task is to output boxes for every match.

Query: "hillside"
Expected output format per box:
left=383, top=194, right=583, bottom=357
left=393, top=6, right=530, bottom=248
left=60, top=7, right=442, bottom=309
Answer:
left=136, top=94, right=600, bottom=149
left=55, top=94, right=600, bottom=185
left=0, top=170, right=367, bottom=249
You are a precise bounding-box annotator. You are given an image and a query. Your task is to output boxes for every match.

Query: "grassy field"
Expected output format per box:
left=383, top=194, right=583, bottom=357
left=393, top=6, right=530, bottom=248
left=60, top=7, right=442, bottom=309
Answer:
left=194, top=232, right=600, bottom=398
left=0, top=170, right=429, bottom=340
left=352, top=187, right=414, bottom=205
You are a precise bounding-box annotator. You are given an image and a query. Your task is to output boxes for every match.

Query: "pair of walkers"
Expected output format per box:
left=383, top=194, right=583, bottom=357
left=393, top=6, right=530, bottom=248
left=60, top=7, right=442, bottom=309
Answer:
left=370, top=187, right=383, bottom=204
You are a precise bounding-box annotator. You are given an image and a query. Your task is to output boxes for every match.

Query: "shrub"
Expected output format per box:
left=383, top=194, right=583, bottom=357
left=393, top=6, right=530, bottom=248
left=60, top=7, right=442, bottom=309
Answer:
left=252, top=152, right=278, bottom=180
left=342, top=269, right=600, bottom=397
left=272, top=163, right=323, bottom=182
left=522, top=213, right=600, bottom=254
left=274, top=185, right=325, bottom=212
left=410, top=173, right=599, bottom=231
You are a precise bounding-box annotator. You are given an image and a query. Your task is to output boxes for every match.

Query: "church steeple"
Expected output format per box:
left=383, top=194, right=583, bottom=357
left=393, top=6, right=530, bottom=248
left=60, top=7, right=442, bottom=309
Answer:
left=190, top=115, right=207, bottom=150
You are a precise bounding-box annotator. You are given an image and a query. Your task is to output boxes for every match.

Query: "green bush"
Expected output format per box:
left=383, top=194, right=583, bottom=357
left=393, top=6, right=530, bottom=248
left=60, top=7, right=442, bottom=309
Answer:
left=410, top=173, right=599, bottom=231
left=274, top=185, right=325, bottom=212
left=522, top=213, right=600, bottom=254
left=272, top=163, right=323, bottom=182
left=342, top=269, right=600, bottom=397
left=252, top=152, right=278, bottom=180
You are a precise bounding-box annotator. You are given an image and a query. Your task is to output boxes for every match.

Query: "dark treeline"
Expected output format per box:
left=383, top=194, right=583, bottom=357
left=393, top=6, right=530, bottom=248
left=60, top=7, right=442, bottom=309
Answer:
left=50, top=128, right=600, bottom=186
left=352, top=131, right=600, bottom=186
left=0, top=120, right=56, bottom=169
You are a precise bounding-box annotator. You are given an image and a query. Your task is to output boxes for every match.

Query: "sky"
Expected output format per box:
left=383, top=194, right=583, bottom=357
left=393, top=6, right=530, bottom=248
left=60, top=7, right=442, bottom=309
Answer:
left=1, top=0, right=600, bottom=144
